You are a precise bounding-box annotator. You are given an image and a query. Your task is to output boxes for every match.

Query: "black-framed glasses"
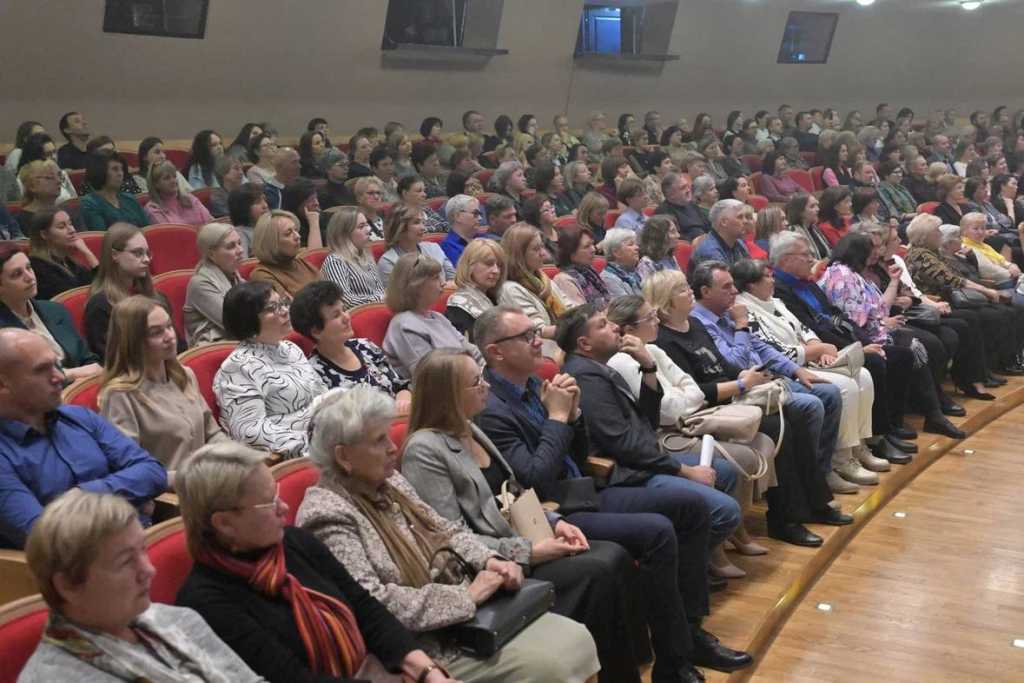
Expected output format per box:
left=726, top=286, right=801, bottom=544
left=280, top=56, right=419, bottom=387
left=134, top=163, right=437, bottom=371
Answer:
left=492, top=327, right=538, bottom=345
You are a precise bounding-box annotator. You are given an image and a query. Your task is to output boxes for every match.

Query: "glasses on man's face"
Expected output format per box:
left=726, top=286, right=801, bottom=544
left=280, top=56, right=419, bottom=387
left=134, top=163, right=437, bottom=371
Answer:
left=493, top=327, right=538, bottom=345
left=233, top=483, right=282, bottom=512
left=262, top=297, right=292, bottom=315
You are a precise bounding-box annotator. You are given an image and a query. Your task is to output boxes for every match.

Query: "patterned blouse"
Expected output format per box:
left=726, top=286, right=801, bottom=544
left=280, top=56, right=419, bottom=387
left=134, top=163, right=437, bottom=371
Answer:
left=309, top=338, right=408, bottom=396
left=904, top=246, right=965, bottom=297
left=213, top=340, right=328, bottom=458
left=637, top=255, right=680, bottom=282
left=818, top=262, right=890, bottom=344
left=320, top=253, right=385, bottom=308
left=422, top=207, right=449, bottom=234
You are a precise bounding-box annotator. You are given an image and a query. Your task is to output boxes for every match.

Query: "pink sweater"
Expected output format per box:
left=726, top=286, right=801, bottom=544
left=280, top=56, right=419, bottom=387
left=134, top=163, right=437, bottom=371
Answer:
left=145, top=195, right=214, bottom=226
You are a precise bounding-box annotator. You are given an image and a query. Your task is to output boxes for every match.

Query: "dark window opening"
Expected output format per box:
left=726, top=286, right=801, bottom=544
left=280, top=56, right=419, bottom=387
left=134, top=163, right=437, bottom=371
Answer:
left=575, top=4, right=643, bottom=56
left=382, top=0, right=469, bottom=49
left=103, top=0, right=208, bottom=39
left=777, top=11, right=838, bottom=64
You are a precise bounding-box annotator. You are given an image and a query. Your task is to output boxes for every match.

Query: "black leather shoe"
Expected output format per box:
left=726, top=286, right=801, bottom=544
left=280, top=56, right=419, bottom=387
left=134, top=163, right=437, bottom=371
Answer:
left=691, top=629, right=754, bottom=673
left=812, top=507, right=854, bottom=526
left=767, top=522, right=823, bottom=547
left=940, top=401, right=967, bottom=417
left=708, top=574, right=727, bottom=593
left=678, top=664, right=706, bottom=682
left=959, top=386, right=996, bottom=401
left=923, top=416, right=966, bottom=439
left=884, top=434, right=917, bottom=453
left=889, top=425, right=918, bottom=440
left=874, top=438, right=914, bottom=463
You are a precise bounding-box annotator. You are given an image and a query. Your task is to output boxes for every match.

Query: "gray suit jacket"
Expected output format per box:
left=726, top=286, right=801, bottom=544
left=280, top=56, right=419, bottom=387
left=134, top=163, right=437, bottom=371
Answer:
left=401, top=424, right=534, bottom=564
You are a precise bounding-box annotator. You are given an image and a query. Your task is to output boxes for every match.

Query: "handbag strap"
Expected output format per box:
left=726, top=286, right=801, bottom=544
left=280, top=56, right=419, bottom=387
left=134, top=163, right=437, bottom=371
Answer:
left=429, top=546, right=477, bottom=580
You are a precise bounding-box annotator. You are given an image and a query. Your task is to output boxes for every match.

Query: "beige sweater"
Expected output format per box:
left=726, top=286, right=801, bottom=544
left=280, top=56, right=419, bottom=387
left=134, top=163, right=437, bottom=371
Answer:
left=100, top=367, right=228, bottom=470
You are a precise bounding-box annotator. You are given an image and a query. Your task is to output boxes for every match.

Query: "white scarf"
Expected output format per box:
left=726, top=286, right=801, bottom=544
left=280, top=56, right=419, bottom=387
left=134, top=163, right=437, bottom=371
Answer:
left=736, top=292, right=819, bottom=365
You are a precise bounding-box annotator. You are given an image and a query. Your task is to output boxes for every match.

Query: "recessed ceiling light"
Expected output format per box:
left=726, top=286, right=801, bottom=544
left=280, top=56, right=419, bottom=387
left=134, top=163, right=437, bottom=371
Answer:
left=961, top=1, right=982, bottom=9
left=856, top=0, right=875, bottom=5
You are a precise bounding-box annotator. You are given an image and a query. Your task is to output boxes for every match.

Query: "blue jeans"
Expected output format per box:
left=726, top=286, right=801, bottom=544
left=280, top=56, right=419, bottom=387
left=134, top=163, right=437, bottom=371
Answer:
left=785, top=379, right=842, bottom=474
left=644, top=452, right=741, bottom=549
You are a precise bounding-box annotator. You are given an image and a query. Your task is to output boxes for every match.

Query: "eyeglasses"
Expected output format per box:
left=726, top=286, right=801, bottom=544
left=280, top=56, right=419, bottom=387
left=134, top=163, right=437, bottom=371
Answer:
left=492, top=327, right=538, bottom=345
left=262, top=297, right=292, bottom=315
left=631, top=311, right=659, bottom=325
left=115, top=247, right=151, bottom=259
left=232, top=483, right=282, bottom=512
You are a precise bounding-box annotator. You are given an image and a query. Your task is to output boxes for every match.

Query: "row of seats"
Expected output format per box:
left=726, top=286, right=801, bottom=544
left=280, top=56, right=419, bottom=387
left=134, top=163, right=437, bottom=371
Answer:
left=5, top=187, right=215, bottom=217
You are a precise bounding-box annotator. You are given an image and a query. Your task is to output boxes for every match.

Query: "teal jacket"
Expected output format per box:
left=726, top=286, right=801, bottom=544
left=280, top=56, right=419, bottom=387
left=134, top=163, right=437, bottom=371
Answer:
left=0, top=299, right=99, bottom=368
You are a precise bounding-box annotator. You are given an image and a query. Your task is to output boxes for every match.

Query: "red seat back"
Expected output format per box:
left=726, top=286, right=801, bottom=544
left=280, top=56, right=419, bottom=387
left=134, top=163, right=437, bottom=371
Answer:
left=749, top=172, right=765, bottom=196
left=62, top=375, right=102, bottom=412
left=918, top=202, right=939, bottom=214
left=301, top=247, right=330, bottom=270
left=349, top=303, right=393, bottom=346
left=810, top=166, right=825, bottom=192
left=592, top=256, right=607, bottom=273
left=67, top=169, right=86, bottom=193
left=537, top=357, right=560, bottom=382
left=604, top=209, right=622, bottom=229
left=422, top=233, right=446, bottom=244
left=143, top=224, right=200, bottom=276
left=540, top=265, right=560, bottom=280
left=555, top=215, right=578, bottom=229
left=786, top=169, right=814, bottom=194
left=152, top=269, right=192, bottom=340
left=53, top=285, right=91, bottom=338
left=799, top=151, right=818, bottom=167
left=192, top=187, right=213, bottom=211
left=178, top=341, right=238, bottom=423
left=642, top=206, right=656, bottom=217
left=285, top=330, right=315, bottom=357
left=431, top=289, right=453, bottom=313
left=389, top=419, right=410, bottom=455
left=271, top=459, right=322, bottom=525
left=747, top=195, right=769, bottom=211
left=0, top=596, right=49, bottom=683
left=145, top=519, right=193, bottom=605
left=674, top=241, right=694, bottom=271
left=427, top=196, right=449, bottom=213
left=237, top=258, right=259, bottom=280
left=370, top=241, right=387, bottom=262
left=136, top=193, right=151, bottom=207
left=476, top=170, right=495, bottom=188
left=164, top=149, right=190, bottom=172
left=79, top=231, right=105, bottom=262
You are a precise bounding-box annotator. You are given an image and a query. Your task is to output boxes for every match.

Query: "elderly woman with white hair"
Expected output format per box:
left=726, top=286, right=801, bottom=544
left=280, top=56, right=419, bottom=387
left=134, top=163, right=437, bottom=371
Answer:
left=731, top=258, right=886, bottom=487
left=184, top=222, right=247, bottom=344
left=296, top=386, right=602, bottom=683
left=959, top=211, right=1021, bottom=285
left=599, top=228, right=643, bottom=296
left=490, top=160, right=528, bottom=214
left=20, top=489, right=262, bottom=682
left=440, top=194, right=481, bottom=267
left=175, top=442, right=453, bottom=683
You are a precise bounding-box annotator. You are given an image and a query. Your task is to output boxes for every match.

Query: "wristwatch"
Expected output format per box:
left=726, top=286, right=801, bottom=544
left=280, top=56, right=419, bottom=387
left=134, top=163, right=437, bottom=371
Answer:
left=640, top=364, right=658, bottom=373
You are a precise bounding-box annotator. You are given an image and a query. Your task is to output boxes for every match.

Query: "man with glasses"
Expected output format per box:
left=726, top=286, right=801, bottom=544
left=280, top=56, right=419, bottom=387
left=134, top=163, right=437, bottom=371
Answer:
left=0, top=328, right=167, bottom=548
left=473, top=306, right=752, bottom=681
left=440, top=194, right=482, bottom=266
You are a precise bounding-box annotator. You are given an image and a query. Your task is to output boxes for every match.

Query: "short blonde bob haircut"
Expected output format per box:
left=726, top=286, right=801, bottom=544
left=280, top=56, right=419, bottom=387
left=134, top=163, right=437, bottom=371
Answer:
left=408, top=348, right=478, bottom=437
left=25, top=489, right=138, bottom=609
left=252, top=209, right=301, bottom=265
left=385, top=252, right=443, bottom=312
left=642, top=269, right=691, bottom=321
left=175, top=441, right=267, bottom=559
left=454, top=239, right=506, bottom=295
left=906, top=213, right=942, bottom=247
left=195, top=221, right=238, bottom=264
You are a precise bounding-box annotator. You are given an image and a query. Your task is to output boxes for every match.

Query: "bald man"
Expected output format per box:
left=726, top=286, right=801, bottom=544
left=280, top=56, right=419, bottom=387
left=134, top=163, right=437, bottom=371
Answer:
left=0, top=329, right=166, bottom=548
left=263, top=146, right=301, bottom=209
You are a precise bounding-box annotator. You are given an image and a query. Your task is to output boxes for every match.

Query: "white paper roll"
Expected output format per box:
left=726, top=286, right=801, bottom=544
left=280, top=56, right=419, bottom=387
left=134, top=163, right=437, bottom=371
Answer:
left=699, top=434, right=716, bottom=467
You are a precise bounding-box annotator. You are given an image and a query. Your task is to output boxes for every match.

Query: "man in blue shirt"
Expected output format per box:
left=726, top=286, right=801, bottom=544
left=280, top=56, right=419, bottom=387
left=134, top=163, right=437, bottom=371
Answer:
left=612, top=178, right=648, bottom=233
left=689, top=261, right=847, bottom=494
left=440, top=194, right=481, bottom=266
left=689, top=199, right=752, bottom=273
left=0, top=329, right=167, bottom=548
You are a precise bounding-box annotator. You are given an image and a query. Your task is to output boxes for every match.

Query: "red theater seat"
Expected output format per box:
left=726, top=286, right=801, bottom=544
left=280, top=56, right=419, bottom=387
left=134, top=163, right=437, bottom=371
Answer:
left=786, top=169, right=814, bottom=194
left=0, top=595, right=49, bottom=683
left=675, top=241, right=694, bottom=271
left=178, top=341, right=238, bottom=423
left=301, top=247, right=330, bottom=270
left=52, top=285, right=91, bottom=338
left=152, top=269, right=192, bottom=340
left=145, top=518, right=192, bottom=605
left=237, top=258, right=259, bottom=280
left=62, top=375, right=102, bottom=412
left=271, top=458, right=321, bottom=525
left=143, top=224, right=201, bottom=275
left=349, top=303, right=393, bottom=346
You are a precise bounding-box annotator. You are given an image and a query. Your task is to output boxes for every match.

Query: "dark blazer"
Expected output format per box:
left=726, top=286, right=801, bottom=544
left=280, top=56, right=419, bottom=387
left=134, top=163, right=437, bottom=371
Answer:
left=0, top=299, right=99, bottom=368
left=932, top=202, right=968, bottom=227
left=772, top=275, right=872, bottom=348
left=475, top=369, right=589, bottom=495
left=177, top=526, right=417, bottom=683
left=561, top=354, right=679, bottom=486
left=28, top=255, right=94, bottom=301
left=654, top=199, right=707, bottom=242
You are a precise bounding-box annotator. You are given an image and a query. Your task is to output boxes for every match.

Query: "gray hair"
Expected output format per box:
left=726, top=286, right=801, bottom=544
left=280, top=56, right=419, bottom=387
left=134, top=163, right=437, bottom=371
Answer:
left=939, top=224, right=961, bottom=245
left=473, top=304, right=524, bottom=353
left=485, top=193, right=515, bottom=215
left=692, top=175, right=717, bottom=200
left=690, top=260, right=730, bottom=300
left=709, top=199, right=744, bottom=229
left=445, top=194, right=477, bottom=222
left=856, top=126, right=881, bottom=146
left=492, top=161, right=523, bottom=192
left=308, top=386, right=395, bottom=474
left=849, top=220, right=887, bottom=240
left=600, top=228, right=637, bottom=261
left=661, top=171, right=681, bottom=198
left=768, top=231, right=812, bottom=266
left=563, top=160, right=588, bottom=187
left=960, top=211, right=987, bottom=229
left=906, top=213, right=942, bottom=246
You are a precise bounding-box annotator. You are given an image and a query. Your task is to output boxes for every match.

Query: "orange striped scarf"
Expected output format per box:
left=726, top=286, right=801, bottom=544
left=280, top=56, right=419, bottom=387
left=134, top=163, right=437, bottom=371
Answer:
left=199, top=542, right=367, bottom=676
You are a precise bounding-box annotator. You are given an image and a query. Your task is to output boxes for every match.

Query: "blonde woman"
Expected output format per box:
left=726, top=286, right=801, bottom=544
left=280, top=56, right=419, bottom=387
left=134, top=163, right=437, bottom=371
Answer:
left=498, top=224, right=569, bottom=359
left=320, top=206, right=385, bottom=307
left=100, top=296, right=227, bottom=478
left=576, top=191, right=610, bottom=243
left=84, top=223, right=165, bottom=360
left=353, top=176, right=387, bottom=240
left=184, top=222, right=247, bottom=344
left=249, top=209, right=320, bottom=298
left=143, top=160, right=214, bottom=226
left=377, top=203, right=455, bottom=286
left=15, top=160, right=73, bottom=235
left=445, top=239, right=506, bottom=339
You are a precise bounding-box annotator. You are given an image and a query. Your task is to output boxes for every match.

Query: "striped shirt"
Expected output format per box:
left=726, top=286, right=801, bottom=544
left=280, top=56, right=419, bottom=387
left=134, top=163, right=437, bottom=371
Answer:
left=321, top=253, right=386, bottom=308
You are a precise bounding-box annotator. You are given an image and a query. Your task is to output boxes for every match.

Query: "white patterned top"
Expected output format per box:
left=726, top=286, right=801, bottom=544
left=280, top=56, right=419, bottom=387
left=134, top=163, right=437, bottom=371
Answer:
left=213, top=340, right=327, bottom=458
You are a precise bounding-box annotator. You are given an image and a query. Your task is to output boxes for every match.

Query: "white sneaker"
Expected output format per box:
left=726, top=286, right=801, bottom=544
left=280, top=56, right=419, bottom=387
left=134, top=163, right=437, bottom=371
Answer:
left=826, top=471, right=859, bottom=494
left=835, top=457, right=879, bottom=486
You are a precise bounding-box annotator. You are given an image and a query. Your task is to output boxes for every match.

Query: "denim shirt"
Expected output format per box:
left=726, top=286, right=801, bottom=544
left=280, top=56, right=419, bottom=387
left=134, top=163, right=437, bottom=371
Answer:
left=691, top=303, right=800, bottom=378
left=0, top=406, right=167, bottom=548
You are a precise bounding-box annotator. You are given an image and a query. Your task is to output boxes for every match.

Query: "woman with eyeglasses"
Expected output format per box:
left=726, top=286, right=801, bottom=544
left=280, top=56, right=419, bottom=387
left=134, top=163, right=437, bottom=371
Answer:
left=214, top=281, right=327, bottom=458
left=84, top=223, right=168, bottom=361
left=176, top=441, right=455, bottom=683
left=245, top=132, right=278, bottom=186
left=0, top=241, right=101, bottom=382
left=354, top=176, right=388, bottom=241
left=100, top=296, right=227, bottom=482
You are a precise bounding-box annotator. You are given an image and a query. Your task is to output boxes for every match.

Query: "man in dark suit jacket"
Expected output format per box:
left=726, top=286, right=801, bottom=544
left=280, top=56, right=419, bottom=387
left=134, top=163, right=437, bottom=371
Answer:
left=472, top=306, right=752, bottom=680
left=655, top=172, right=708, bottom=242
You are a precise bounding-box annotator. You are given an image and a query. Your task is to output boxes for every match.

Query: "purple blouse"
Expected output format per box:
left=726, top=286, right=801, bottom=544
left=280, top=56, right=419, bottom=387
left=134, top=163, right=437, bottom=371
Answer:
left=817, top=262, right=890, bottom=344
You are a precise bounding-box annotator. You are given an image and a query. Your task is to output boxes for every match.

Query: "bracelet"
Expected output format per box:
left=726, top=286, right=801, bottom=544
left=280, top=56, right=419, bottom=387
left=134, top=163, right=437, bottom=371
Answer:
left=737, top=378, right=747, bottom=395
left=639, top=363, right=658, bottom=373
left=417, top=663, right=451, bottom=683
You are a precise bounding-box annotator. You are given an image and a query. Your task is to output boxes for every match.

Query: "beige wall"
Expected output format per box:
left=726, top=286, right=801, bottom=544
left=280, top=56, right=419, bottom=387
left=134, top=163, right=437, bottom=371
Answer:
left=2, top=0, right=1023, bottom=146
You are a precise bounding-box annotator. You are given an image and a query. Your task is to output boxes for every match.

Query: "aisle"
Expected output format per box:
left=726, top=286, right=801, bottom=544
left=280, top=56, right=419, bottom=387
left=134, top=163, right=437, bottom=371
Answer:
left=753, top=404, right=1024, bottom=682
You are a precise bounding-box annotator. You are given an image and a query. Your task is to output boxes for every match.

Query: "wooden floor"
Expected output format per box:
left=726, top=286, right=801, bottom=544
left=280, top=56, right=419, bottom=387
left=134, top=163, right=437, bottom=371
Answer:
left=641, top=378, right=1024, bottom=683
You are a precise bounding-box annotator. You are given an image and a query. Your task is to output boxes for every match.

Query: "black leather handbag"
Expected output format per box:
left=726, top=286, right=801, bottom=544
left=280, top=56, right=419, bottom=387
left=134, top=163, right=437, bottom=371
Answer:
left=536, top=476, right=600, bottom=515
left=431, top=547, right=555, bottom=657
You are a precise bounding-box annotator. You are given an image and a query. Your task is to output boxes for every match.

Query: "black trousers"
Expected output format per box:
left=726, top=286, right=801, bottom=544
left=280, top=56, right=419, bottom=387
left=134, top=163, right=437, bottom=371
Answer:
left=531, top=539, right=643, bottom=683
left=883, top=343, right=942, bottom=421
left=953, top=302, right=1024, bottom=369
left=759, top=413, right=833, bottom=526
left=863, top=348, right=891, bottom=434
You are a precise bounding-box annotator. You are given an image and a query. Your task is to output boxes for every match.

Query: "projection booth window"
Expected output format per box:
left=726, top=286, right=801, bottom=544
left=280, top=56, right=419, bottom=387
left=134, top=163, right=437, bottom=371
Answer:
left=777, top=11, right=838, bottom=64
left=103, top=0, right=209, bottom=39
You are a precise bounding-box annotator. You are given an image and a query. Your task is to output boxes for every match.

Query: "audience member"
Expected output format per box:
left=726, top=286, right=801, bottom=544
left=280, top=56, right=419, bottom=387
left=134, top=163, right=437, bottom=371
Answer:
left=144, top=160, right=214, bottom=226
left=280, top=177, right=325, bottom=247
left=492, top=160, right=528, bottom=213
left=208, top=155, right=245, bottom=217
left=499, top=224, right=569, bottom=358
left=184, top=222, right=247, bottom=344
left=0, top=328, right=166, bottom=548
left=214, top=281, right=327, bottom=457
left=690, top=200, right=753, bottom=270
left=316, top=148, right=354, bottom=209
left=599, top=228, right=643, bottom=296
left=26, top=209, right=97, bottom=299
left=635, top=215, right=681, bottom=281
left=185, top=129, right=224, bottom=189
left=248, top=209, right=320, bottom=298
left=262, top=147, right=301, bottom=210
left=445, top=239, right=505, bottom=339
left=227, top=183, right=269, bottom=256
left=80, top=151, right=150, bottom=230
left=298, top=129, right=328, bottom=179
left=4, top=121, right=45, bottom=173
left=378, top=203, right=455, bottom=286
left=479, top=194, right=518, bottom=241
left=398, top=174, right=448, bottom=233
left=17, top=133, right=79, bottom=202
left=551, top=228, right=608, bottom=308
left=319, top=206, right=385, bottom=308
left=758, top=152, right=803, bottom=203
left=441, top=194, right=481, bottom=266
left=245, top=132, right=278, bottom=186
left=656, top=172, right=706, bottom=241
left=55, top=111, right=91, bottom=170
left=816, top=186, right=854, bottom=246
left=411, top=141, right=446, bottom=198
left=383, top=253, right=482, bottom=380
left=519, top=193, right=562, bottom=257
left=225, top=122, right=263, bottom=163
left=14, top=161, right=71, bottom=236
left=574, top=191, right=609, bottom=243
